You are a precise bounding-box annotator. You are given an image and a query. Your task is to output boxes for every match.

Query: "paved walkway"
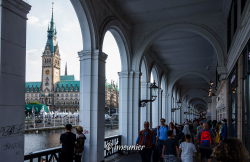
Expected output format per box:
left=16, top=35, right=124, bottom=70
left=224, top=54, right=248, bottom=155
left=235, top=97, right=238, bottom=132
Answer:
left=106, top=153, right=141, bottom=162
left=117, top=153, right=140, bottom=162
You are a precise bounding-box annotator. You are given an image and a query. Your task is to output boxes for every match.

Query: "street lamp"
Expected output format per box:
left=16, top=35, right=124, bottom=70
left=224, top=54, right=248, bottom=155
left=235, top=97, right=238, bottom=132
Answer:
left=139, top=80, right=159, bottom=107
left=176, top=99, right=182, bottom=108
left=171, top=99, right=182, bottom=112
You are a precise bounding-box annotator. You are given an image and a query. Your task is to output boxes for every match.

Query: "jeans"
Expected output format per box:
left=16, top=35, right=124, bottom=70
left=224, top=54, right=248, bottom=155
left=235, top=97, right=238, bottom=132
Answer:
left=140, top=148, right=152, bottom=162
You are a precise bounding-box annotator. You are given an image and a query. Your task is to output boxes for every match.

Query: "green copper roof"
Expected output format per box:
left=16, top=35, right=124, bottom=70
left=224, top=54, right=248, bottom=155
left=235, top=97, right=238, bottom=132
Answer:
left=55, top=80, right=80, bottom=92
left=25, top=82, right=41, bottom=92
left=25, top=82, right=41, bottom=88
left=60, top=75, right=75, bottom=81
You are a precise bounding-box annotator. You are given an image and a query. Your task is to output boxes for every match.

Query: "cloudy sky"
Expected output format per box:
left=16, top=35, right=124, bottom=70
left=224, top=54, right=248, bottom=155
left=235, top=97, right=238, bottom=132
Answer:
left=26, top=0, right=121, bottom=84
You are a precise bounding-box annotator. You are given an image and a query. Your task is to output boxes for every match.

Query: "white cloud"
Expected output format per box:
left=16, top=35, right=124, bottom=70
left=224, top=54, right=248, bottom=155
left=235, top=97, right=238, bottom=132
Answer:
left=61, top=21, right=80, bottom=32
left=28, top=16, right=39, bottom=25
left=27, top=48, right=39, bottom=55
left=27, top=15, right=48, bottom=27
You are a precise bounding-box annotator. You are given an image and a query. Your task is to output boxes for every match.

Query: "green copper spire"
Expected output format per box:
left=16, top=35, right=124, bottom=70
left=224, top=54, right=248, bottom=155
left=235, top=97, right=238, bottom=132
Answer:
left=46, top=1, right=57, bottom=54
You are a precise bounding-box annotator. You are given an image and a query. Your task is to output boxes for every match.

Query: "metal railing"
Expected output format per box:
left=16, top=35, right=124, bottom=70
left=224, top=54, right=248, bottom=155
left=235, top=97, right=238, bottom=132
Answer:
left=24, top=135, right=122, bottom=161
left=24, top=146, right=61, bottom=162
left=104, top=135, right=122, bottom=158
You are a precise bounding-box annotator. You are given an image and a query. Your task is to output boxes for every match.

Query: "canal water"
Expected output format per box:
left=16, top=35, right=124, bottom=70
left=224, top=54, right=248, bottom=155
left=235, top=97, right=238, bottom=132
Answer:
left=24, top=128, right=119, bottom=154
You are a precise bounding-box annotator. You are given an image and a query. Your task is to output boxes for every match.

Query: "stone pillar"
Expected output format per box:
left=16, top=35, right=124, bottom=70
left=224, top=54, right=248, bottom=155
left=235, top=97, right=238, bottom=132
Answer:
left=166, top=94, right=172, bottom=123
left=237, top=55, right=243, bottom=140
left=158, top=88, right=163, bottom=120
left=119, top=71, right=141, bottom=145
left=119, top=71, right=129, bottom=145
left=0, top=0, right=30, bottom=161
left=211, top=96, right=217, bottom=120
left=152, top=89, right=159, bottom=128
left=78, top=50, right=107, bottom=162
left=140, top=82, right=149, bottom=130
left=161, top=91, right=167, bottom=119
left=147, top=84, right=152, bottom=125
left=131, top=71, right=141, bottom=144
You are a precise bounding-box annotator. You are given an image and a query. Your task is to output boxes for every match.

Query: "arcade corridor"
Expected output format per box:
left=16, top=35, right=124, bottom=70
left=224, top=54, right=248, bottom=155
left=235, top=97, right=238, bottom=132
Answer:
left=0, top=0, right=250, bottom=161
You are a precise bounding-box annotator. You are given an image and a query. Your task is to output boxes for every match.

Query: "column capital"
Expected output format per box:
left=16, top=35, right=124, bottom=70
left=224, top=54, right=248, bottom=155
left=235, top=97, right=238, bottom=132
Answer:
left=78, top=50, right=107, bottom=62
left=118, top=71, right=129, bottom=78
left=129, top=71, right=141, bottom=78
left=217, top=66, right=227, bottom=80
left=2, top=0, right=31, bottom=19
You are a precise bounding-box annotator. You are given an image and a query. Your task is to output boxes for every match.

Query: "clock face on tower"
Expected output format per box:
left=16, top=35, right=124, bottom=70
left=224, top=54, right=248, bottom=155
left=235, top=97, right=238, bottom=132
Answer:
left=45, top=70, right=50, bottom=75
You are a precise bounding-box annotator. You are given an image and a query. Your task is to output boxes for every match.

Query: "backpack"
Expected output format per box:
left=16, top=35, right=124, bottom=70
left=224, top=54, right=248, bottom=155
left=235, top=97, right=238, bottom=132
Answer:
left=200, top=130, right=212, bottom=147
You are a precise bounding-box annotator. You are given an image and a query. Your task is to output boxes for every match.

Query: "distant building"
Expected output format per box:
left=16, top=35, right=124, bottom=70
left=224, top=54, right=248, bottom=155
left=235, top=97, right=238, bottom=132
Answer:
left=25, top=7, right=118, bottom=112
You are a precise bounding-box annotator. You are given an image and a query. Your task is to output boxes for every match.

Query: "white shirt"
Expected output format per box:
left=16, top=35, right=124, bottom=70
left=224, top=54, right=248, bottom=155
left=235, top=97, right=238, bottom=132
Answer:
left=179, top=142, right=197, bottom=162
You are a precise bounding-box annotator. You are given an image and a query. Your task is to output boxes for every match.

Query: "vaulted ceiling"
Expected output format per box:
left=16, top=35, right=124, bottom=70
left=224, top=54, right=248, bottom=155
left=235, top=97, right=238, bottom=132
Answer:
left=107, top=0, right=225, bottom=111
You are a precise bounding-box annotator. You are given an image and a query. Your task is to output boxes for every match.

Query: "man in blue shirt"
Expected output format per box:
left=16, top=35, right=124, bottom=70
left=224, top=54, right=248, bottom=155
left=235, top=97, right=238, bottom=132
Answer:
left=156, top=118, right=168, bottom=162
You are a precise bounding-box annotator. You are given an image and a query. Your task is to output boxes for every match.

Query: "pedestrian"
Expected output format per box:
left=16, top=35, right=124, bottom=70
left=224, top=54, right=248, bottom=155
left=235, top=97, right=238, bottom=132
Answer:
left=197, top=123, right=214, bottom=162
left=156, top=118, right=168, bottom=162
left=75, top=126, right=86, bottom=162
left=60, top=124, right=76, bottom=162
left=214, top=122, right=221, bottom=145
left=169, top=122, right=176, bottom=136
left=162, top=130, right=179, bottom=162
left=212, top=138, right=250, bottom=162
left=220, top=119, right=227, bottom=141
left=179, top=134, right=197, bottom=162
left=182, top=122, right=191, bottom=135
left=152, top=127, right=159, bottom=162
left=196, top=122, right=203, bottom=135
left=136, top=121, right=155, bottom=162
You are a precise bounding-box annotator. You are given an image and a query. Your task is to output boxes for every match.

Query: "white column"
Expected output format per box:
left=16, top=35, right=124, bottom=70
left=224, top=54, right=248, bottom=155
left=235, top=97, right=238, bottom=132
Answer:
left=140, top=82, right=149, bottom=130
left=131, top=71, right=141, bottom=144
left=147, top=82, right=152, bottom=125
left=0, top=1, right=30, bottom=161
left=158, top=89, right=163, bottom=120
left=211, top=96, right=217, bottom=120
left=119, top=71, right=129, bottom=145
left=78, top=50, right=107, bottom=162
left=119, top=71, right=141, bottom=145
left=166, top=94, right=172, bottom=124
left=162, top=91, right=167, bottom=119
left=152, top=89, right=159, bottom=128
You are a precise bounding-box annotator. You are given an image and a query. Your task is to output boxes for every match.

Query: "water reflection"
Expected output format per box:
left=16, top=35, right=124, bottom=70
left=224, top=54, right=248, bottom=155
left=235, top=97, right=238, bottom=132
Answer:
left=24, top=128, right=119, bottom=154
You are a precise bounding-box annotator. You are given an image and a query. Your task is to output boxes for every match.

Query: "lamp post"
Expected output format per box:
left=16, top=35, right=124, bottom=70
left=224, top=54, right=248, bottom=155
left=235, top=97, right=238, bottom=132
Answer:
left=171, top=99, right=182, bottom=112
left=139, top=80, right=159, bottom=107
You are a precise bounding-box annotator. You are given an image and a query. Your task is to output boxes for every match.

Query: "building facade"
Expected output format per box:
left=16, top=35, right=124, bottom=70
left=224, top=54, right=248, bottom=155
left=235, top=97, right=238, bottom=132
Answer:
left=25, top=8, right=118, bottom=112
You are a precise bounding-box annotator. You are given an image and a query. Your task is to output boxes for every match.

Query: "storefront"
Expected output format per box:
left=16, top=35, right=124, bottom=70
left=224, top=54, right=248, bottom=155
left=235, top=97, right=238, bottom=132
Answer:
left=228, top=66, right=238, bottom=137
left=242, top=39, right=250, bottom=151
left=228, top=38, right=250, bottom=151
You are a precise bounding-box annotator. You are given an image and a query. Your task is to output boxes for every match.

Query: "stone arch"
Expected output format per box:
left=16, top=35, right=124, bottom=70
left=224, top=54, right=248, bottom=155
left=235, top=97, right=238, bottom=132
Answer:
left=140, top=57, right=149, bottom=83
left=133, top=23, right=225, bottom=72
left=99, top=17, right=130, bottom=72
left=70, top=0, right=97, bottom=51
left=160, top=74, right=167, bottom=119
left=150, top=64, right=160, bottom=84
left=169, top=71, right=210, bottom=94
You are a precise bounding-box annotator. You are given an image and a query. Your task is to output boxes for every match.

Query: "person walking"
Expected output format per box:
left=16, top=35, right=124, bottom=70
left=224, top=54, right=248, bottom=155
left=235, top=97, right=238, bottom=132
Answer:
left=197, top=123, right=214, bottom=162
left=60, top=124, right=76, bottom=162
left=74, top=126, right=86, bottom=162
left=157, top=118, right=168, bottom=162
left=162, top=130, right=179, bottom=162
left=182, top=122, right=191, bottom=135
left=137, top=121, right=155, bottom=162
left=220, top=119, right=227, bottom=141
left=169, top=122, right=176, bottom=136
left=179, top=134, right=197, bottom=162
